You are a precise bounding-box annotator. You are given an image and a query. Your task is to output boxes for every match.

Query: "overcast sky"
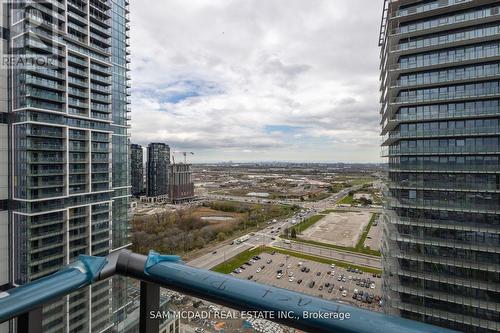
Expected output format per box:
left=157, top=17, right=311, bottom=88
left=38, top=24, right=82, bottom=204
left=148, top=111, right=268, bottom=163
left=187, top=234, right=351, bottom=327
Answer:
left=130, top=0, right=383, bottom=163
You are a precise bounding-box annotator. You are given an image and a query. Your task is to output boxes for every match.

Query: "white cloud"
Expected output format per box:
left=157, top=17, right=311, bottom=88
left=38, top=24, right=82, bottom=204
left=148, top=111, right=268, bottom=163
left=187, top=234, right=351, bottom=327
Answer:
left=129, top=0, right=383, bottom=163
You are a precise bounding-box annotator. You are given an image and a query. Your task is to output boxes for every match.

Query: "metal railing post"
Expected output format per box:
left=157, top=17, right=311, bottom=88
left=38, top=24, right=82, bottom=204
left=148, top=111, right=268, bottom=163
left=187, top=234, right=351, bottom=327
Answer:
left=139, top=281, right=160, bottom=333
left=17, top=307, right=42, bottom=333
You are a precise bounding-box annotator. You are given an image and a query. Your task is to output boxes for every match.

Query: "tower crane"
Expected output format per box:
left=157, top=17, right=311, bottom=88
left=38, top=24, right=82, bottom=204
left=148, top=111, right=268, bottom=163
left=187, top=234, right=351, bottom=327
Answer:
left=171, top=151, right=194, bottom=164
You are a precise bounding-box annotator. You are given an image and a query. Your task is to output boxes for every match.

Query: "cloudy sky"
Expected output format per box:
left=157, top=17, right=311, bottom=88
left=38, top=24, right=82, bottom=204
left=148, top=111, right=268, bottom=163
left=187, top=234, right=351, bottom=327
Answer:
left=130, top=0, right=383, bottom=163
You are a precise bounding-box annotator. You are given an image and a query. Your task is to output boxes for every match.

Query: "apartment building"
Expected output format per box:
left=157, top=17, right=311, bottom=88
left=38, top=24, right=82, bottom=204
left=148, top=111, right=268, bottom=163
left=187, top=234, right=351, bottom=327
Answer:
left=379, top=1, right=500, bottom=332
left=130, top=143, right=143, bottom=196
left=146, top=143, right=170, bottom=198
left=1, top=0, right=131, bottom=331
left=168, top=163, right=194, bottom=204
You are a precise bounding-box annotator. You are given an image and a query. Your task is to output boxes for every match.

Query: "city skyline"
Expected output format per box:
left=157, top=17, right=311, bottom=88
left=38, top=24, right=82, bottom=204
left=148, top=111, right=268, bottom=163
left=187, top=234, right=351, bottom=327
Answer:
left=129, top=0, right=384, bottom=163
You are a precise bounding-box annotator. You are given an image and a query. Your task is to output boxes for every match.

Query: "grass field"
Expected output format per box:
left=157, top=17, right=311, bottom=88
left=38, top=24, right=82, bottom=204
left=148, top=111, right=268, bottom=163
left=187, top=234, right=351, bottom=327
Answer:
left=293, top=215, right=325, bottom=233
left=337, top=194, right=354, bottom=205
left=211, top=245, right=382, bottom=275
left=211, top=246, right=271, bottom=274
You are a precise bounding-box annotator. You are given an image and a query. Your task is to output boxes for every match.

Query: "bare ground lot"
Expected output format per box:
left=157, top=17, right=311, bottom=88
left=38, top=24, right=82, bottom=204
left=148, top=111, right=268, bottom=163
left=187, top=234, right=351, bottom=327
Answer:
left=299, top=212, right=372, bottom=247
left=234, top=252, right=383, bottom=313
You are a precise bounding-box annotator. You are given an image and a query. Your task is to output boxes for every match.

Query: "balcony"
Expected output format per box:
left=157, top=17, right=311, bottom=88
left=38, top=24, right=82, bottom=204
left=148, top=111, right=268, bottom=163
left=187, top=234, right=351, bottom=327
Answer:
left=0, top=250, right=457, bottom=333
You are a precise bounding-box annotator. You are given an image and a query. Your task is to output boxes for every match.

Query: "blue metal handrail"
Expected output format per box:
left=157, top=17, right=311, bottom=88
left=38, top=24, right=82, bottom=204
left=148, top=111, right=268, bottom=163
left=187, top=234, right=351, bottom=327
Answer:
left=0, top=250, right=458, bottom=333
left=0, top=256, right=106, bottom=323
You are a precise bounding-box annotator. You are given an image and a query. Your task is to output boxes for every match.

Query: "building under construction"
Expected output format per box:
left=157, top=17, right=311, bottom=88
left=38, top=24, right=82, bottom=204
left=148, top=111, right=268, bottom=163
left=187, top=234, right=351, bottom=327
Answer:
left=168, top=163, right=195, bottom=204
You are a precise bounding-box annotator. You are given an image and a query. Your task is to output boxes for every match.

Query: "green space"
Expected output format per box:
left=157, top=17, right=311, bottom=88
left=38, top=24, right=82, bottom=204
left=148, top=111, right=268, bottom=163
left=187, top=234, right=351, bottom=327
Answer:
left=337, top=194, right=355, bottom=205
left=288, top=214, right=324, bottom=235
left=211, top=245, right=381, bottom=275
left=320, top=209, right=357, bottom=214
left=132, top=200, right=299, bottom=256
left=284, top=213, right=381, bottom=257
left=270, top=247, right=382, bottom=275
left=212, top=246, right=271, bottom=274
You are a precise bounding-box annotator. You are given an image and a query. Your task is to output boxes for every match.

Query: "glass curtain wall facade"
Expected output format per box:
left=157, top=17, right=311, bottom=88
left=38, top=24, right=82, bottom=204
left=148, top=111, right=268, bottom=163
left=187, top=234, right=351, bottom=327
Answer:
left=379, top=1, right=500, bottom=333
left=146, top=143, right=170, bottom=198
left=130, top=143, right=143, bottom=196
left=4, top=0, right=130, bottom=332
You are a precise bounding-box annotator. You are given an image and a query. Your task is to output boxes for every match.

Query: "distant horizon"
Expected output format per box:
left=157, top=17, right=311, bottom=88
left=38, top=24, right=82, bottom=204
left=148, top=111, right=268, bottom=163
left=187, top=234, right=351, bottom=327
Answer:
left=188, top=160, right=384, bottom=165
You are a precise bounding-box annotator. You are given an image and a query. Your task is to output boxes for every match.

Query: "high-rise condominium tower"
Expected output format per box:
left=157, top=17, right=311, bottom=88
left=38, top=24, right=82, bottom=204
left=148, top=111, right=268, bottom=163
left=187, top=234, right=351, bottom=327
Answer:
left=146, top=143, right=170, bottom=198
left=1, top=0, right=131, bottom=332
left=379, top=1, right=500, bottom=332
left=130, top=143, right=143, bottom=196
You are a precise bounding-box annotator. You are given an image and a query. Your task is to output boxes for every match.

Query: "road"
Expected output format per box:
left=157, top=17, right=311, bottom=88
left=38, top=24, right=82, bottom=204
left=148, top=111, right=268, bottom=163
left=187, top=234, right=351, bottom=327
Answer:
left=188, top=184, right=380, bottom=270
left=273, top=240, right=381, bottom=269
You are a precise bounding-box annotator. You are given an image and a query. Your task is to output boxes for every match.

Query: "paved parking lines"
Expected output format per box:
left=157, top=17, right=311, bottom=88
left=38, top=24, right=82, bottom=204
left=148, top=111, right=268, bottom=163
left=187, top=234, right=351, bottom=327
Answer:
left=232, top=252, right=383, bottom=312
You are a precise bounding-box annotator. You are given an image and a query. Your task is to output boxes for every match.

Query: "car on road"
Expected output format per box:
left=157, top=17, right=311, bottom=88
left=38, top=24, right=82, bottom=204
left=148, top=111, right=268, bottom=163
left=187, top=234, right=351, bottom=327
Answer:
left=271, top=237, right=276, bottom=240
left=212, top=251, right=217, bottom=254
left=330, top=264, right=336, bottom=269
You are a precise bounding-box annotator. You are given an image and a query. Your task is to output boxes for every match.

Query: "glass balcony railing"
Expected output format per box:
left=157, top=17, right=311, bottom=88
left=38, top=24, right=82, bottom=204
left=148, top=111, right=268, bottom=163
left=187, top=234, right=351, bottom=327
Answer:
left=391, top=6, right=500, bottom=36
left=386, top=197, right=500, bottom=213
left=389, top=145, right=500, bottom=155
left=390, top=126, right=500, bottom=139
left=392, top=24, right=500, bottom=52
left=388, top=163, right=500, bottom=172
left=391, top=0, right=474, bottom=19
left=388, top=181, right=500, bottom=192
left=393, top=90, right=500, bottom=105
left=0, top=250, right=456, bottom=333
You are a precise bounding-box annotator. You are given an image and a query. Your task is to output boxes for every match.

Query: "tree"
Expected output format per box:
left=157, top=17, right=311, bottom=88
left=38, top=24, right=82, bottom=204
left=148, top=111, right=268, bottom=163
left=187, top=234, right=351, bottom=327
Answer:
left=290, top=228, right=297, bottom=239
left=217, top=232, right=227, bottom=242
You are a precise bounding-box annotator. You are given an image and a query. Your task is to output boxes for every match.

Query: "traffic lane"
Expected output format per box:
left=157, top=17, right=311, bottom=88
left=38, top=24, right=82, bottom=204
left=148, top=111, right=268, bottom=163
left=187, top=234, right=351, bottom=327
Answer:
left=274, top=242, right=381, bottom=269
left=188, top=243, right=253, bottom=269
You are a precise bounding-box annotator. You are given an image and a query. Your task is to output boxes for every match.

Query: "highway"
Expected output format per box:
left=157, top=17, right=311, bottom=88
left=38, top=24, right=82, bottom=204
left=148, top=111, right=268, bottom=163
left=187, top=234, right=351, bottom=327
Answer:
left=272, top=240, right=381, bottom=269
left=189, top=184, right=380, bottom=270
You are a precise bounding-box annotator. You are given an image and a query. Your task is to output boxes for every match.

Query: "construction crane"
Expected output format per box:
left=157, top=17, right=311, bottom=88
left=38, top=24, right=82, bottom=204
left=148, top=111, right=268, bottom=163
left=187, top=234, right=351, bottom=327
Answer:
left=171, top=151, right=194, bottom=164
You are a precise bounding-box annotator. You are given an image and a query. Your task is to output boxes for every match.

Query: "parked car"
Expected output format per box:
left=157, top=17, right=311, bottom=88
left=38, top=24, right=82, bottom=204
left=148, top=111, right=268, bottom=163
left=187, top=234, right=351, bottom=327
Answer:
left=297, top=279, right=302, bottom=284
left=247, top=275, right=253, bottom=280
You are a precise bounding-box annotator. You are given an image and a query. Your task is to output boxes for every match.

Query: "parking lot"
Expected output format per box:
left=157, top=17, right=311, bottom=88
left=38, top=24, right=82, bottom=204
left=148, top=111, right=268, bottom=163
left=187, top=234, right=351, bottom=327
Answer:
left=232, top=252, right=383, bottom=312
